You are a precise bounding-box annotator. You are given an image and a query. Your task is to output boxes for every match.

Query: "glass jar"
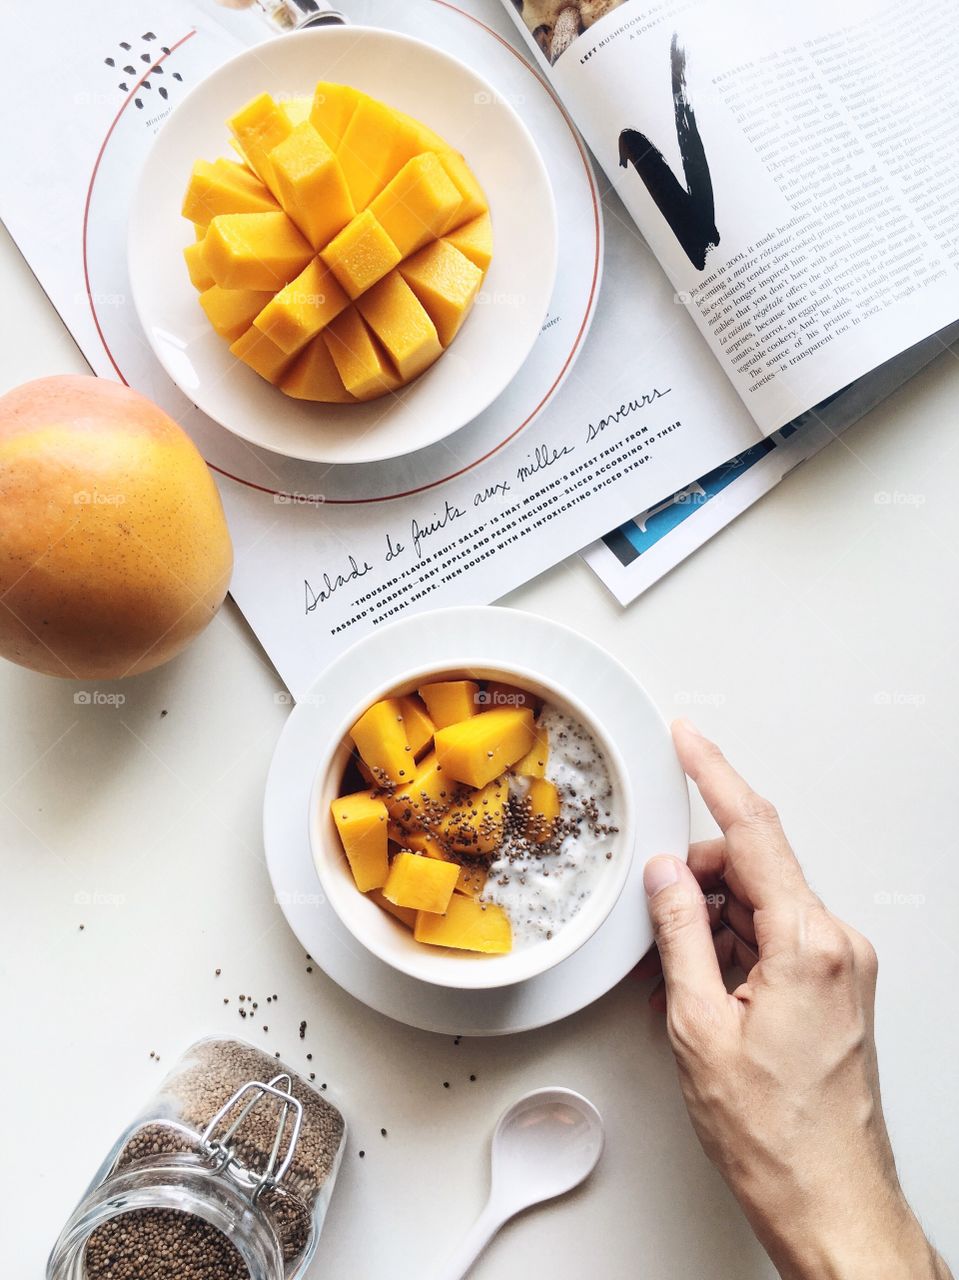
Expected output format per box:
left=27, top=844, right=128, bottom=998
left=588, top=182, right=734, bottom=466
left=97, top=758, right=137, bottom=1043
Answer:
left=48, top=1038, right=347, bottom=1280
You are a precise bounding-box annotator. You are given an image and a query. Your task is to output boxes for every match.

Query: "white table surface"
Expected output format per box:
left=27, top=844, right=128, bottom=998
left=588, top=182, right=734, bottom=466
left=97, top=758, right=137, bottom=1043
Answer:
left=2, top=218, right=957, bottom=1279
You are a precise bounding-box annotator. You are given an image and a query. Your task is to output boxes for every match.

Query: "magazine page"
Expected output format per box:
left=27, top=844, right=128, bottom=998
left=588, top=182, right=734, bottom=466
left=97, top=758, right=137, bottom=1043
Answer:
left=584, top=319, right=959, bottom=604
left=0, top=0, right=767, bottom=699
left=505, top=0, right=959, bottom=434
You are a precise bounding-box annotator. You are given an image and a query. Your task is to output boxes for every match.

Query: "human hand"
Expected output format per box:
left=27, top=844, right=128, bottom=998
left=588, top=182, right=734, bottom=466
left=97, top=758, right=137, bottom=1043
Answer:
left=638, top=720, right=951, bottom=1280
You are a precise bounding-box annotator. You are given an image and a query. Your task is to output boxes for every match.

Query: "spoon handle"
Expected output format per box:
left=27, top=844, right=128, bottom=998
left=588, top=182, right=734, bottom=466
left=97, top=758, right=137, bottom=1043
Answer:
left=434, top=1200, right=506, bottom=1280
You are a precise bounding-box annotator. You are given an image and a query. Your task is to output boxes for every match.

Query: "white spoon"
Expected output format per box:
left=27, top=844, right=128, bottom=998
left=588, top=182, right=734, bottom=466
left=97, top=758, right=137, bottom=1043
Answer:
left=435, top=1087, right=605, bottom=1280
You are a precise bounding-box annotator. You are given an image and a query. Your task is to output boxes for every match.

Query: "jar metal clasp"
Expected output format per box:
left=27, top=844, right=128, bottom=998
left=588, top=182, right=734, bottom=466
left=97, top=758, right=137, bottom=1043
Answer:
left=200, top=1072, right=304, bottom=1198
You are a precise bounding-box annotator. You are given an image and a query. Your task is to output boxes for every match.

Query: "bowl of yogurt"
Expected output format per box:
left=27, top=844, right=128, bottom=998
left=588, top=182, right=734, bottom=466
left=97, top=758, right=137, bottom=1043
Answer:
left=310, top=661, right=636, bottom=990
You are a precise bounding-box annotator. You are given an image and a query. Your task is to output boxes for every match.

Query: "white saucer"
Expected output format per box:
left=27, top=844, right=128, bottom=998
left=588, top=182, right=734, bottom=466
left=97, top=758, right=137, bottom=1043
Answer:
left=263, top=607, right=689, bottom=1036
left=128, top=27, right=557, bottom=466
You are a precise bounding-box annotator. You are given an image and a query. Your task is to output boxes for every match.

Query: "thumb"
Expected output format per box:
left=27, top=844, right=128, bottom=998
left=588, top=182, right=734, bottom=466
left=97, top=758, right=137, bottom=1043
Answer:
left=644, top=856, right=726, bottom=1011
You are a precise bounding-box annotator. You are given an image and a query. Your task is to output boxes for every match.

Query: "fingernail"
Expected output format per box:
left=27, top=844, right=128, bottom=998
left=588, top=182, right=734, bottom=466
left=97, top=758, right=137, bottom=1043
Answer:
left=644, top=856, right=681, bottom=897
left=673, top=717, right=703, bottom=738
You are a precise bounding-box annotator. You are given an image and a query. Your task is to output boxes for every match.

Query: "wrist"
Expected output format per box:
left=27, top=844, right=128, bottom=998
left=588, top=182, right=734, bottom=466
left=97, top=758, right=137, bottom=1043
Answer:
left=762, top=1194, right=945, bottom=1280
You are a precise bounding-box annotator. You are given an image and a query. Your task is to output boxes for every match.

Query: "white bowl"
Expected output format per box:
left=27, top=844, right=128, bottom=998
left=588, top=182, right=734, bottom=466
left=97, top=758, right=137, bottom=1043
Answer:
left=128, top=26, right=558, bottom=464
left=309, top=661, right=636, bottom=990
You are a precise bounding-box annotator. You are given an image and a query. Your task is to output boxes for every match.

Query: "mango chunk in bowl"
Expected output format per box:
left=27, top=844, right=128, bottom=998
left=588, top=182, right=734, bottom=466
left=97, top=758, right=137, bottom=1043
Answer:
left=311, top=666, right=636, bottom=991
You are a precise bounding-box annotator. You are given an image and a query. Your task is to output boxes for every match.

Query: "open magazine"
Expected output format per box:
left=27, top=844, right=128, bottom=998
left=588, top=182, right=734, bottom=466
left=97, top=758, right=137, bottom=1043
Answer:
left=504, top=0, right=959, bottom=434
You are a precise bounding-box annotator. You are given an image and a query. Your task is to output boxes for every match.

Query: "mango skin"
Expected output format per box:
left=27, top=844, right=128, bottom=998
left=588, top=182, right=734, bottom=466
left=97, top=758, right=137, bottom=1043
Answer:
left=0, top=375, right=233, bottom=679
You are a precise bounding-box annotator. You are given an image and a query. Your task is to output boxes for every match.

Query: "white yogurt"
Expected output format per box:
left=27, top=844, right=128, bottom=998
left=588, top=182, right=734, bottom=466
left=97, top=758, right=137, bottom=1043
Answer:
left=481, top=705, right=619, bottom=948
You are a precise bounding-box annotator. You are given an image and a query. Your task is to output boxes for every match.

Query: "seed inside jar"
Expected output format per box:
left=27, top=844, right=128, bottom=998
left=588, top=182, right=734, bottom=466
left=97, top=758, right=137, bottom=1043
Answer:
left=84, top=1207, right=248, bottom=1279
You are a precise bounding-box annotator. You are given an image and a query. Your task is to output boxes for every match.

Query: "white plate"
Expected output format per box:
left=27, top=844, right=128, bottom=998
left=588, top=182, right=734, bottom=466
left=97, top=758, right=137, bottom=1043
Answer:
left=263, top=607, right=690, bottom=1036
left=128, top=27, right=558, bottom=465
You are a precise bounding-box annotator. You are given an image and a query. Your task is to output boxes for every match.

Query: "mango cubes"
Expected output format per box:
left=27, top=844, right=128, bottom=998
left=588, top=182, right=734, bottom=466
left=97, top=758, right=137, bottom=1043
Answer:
left=183, top=240, right=214, bottom=292
left=183, top=84, right=491, bottom=399
left=198, top=285, right=273, bottom=342
left=526, top=777, right=560, bottom=844
left=356, top=273, right=443, bottom=383
left=229, top=326, right=294, bottom=384
left=397, top=695, right=435, bottom=758
left=414, top=895, right=512, bottom=954
left=203, top=212, right=313, bottom=291
left=309, top=82, right=365, bottom=150
left=320, top=209, right=402, bottom=300
left=253, top=257, right=348, bottom=355
left=418, top=680, right=479, bottom=729
left=386, top=751, right=457, bottom=826
left=281, top=333, right=355, bottom=403
left=182, top=157, right=278, bottom=226
left=336, top=94, right=422, bottom=211
left=227, top=93, right=293, bottom=192
left=369, top=888, right=417, bottom=930
left=434, top=707, right=535, bottom=789
left=418, top=836, right=488, bottom=898
left=350, top=696, right=413, bottom=785
left=369, top=153, right=463, bottom=257
left=513, top=716, right=549, bottom=778
left=323, top=307, right=403, bottom=401
left=444, top=212, right=494, bottom=272
left=268, top=121, right=354, bottom=250
left=399, top=239, right=483, bottom=347
left=384, top=850, right=459, bottom=914
left=332, top=791, right=389, bottom=892
left=438, top=778, right=507, bottom=855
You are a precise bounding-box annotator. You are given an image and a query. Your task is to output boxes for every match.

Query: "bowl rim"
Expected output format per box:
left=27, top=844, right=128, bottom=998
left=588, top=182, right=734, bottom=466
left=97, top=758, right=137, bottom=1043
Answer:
left=308, top=657, right=636, bottom=990
left=126, top=23, right=559, bottom=466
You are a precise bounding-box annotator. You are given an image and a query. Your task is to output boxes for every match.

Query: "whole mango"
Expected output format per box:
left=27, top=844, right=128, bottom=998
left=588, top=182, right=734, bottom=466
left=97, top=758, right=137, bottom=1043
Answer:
left=0, top=375, right=233, bottom=679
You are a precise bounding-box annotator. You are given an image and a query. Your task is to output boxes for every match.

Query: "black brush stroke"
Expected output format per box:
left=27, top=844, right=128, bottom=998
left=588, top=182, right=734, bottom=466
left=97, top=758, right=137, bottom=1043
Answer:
left=618, top=33, right=719, bottom=271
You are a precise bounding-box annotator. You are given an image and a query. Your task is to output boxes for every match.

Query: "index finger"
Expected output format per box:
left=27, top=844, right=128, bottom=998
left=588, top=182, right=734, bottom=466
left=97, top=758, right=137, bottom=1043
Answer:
left=672, top=720, right=814, bottom=912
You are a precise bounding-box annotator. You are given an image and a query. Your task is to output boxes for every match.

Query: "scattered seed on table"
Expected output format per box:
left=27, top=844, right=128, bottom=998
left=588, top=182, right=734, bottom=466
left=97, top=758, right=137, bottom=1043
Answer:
left=215, top=968, right=221, bottom=977
left=381, top=1128, right=387, bottom=1138
left=443, top=1082, right=450, bottom=1089
left=310, top=1073, right=316, bottom=1081
left=470, top=1075, right=477, bottom=1082
left=306, top=1053, right=313, bottom=1061
left=358, top=1150, right=365, bottom=1159
left=299, top=1021, right=307, bottom=1039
